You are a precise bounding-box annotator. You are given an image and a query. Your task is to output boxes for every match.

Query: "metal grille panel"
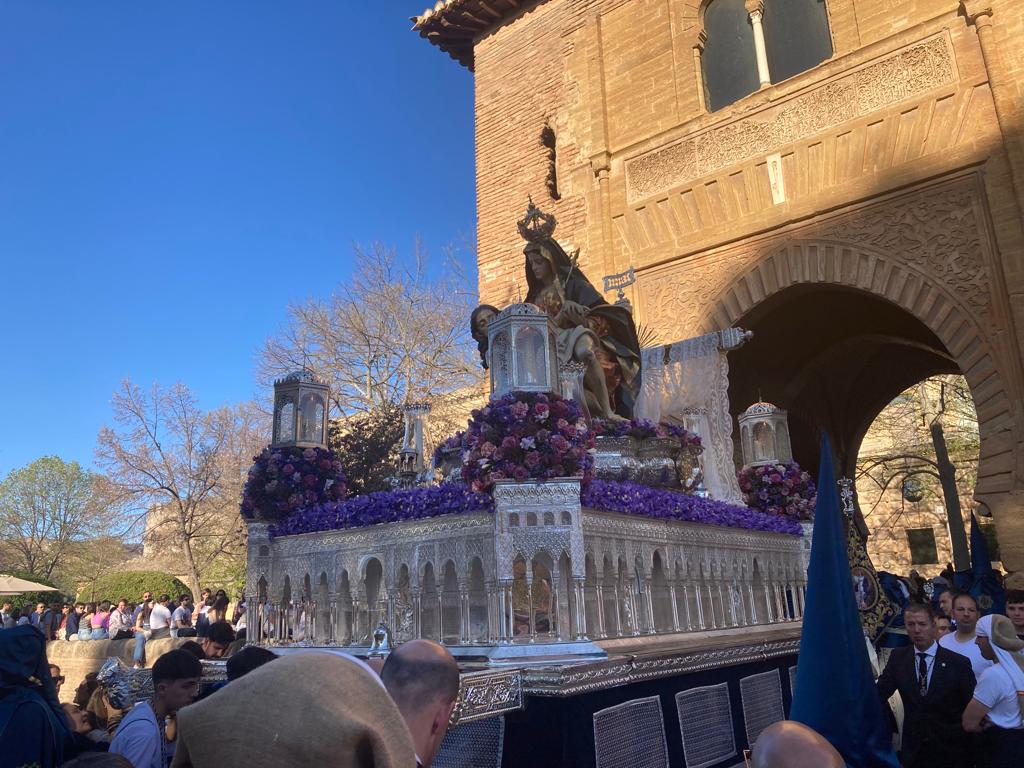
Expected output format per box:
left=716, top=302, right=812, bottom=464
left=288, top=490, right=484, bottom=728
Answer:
left=593, top=696, right=669, bottom=768
left=676, top=683, right=736, bottom=768
left=434, top=716, right=505, bottom=768
left=740, top=669, right=784, bottom=747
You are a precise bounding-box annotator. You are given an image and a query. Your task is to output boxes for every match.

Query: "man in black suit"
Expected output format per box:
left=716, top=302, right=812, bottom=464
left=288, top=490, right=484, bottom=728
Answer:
left=877, top=602, right=976, bottom=768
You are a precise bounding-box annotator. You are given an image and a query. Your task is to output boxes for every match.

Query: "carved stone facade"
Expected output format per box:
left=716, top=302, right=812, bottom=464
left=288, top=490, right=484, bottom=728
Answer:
left=246, top=481, right=804, bottom=656
left=416, top=0, right=1024, bottom=578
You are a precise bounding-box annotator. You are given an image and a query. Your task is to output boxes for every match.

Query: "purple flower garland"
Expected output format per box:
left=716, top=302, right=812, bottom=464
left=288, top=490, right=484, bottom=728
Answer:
left=269, top=479, right=801, bottom=537
left=241, top=445, right=347, bottom=521
left=268, top=482, right=494, bottom=537
left=581, top=479, right=802, bottom=535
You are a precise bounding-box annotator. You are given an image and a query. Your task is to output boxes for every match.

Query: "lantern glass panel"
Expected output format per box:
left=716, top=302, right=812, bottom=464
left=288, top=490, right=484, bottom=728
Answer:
left=492, top=331, right=511, bottom=394
left=277, top=399, right=296, bottom=442
left=515, top=326, right=546, bottom=386
left=299, top=393, right=325, bottom=443
left=752, top=422, right=774, bottom=463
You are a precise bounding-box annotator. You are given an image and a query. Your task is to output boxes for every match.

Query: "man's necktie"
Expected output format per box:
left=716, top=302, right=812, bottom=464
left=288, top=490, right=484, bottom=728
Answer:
left=917, top=652, right=928, bottom=696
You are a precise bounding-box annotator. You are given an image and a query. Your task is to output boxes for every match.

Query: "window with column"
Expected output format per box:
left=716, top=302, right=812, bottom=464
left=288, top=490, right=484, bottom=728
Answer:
left=699, top=0, right=833, bottom=112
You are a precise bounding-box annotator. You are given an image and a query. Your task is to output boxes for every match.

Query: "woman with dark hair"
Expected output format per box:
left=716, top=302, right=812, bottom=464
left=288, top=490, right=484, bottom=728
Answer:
left=469, top=304, right=500, bottom=370
left=523, top=237, right=641, bottom=419
left=0, top=625, right=72, bottom=767
left=210, top=593, right=230, bottom=625
left=90, top=601, right=111, bottom=641
left=79, top=604, right=97, bottom=641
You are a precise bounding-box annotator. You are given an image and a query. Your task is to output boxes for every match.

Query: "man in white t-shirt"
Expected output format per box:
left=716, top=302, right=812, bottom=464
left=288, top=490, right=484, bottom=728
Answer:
left=938, top=593, right=993, bottom=680
left=149, top=594, right=173, bottom=640
left=961, top=614, right=1024, bottom=768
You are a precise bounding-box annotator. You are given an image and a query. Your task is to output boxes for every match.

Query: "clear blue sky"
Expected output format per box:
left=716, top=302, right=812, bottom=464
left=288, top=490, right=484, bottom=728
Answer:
left=0, top=2, right=476, bottom=475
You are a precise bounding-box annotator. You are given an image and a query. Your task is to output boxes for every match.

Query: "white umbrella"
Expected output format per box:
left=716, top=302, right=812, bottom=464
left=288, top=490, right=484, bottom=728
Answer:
left=0, top=574, right=60, bottom=596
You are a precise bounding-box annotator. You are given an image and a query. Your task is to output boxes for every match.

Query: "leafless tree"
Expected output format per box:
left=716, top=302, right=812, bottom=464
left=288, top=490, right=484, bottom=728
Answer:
left=857, top=375, right=979, bottom=569
left=96, top=381, right=268, bottom=598
left=0, top=456, right=114, bottom=580
left=258, top=241, right=481, bottom=416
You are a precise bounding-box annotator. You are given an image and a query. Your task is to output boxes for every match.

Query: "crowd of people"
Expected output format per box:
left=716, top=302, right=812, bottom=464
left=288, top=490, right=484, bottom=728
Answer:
left=875, top=589, right=1024, bottom=768
left=4, top=581, right=1024, bottom=768
left=0, top=608, right=460, bottom=768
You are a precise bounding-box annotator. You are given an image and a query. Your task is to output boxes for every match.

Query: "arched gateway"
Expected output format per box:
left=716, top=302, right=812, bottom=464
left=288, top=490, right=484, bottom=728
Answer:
left=643, top=171, right=1024, bottom=570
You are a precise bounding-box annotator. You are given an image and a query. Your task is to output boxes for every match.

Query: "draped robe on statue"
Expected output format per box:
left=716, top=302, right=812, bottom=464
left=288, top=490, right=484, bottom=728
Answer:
left=523, top=238, right=642, bottom=418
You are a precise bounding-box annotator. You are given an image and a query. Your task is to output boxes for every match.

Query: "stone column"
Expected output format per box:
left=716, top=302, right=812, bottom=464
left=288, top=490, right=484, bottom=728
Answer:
left=671, top=585, right=679, bottom=634
left=692, top=30, right=708, bottom=112
left=595, top=585, right=606, bottom=639
left=644, top=582, right=656, bottom=634
left=695, top=583, right=706, bottom=630
left=746, top=0, right=771, bottom=87
left=706, top=582, right=718, bottom=628
left=436, top=584, right=444, bottom=643
left=962, top=2, right=1024, bottom=224
left=574, top=579, right=587, bottom=640
left=527, top=570, right=536, bottom=643
left=681, top=583, right=694, bottom=631
left=747, top=583, right=759, bottom=625
left=459, top=584, right=470, bottom=644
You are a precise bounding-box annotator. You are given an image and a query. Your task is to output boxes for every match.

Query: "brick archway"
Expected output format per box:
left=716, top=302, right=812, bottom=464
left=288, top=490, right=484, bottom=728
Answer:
left=700, top=237, right=1021, bottom=565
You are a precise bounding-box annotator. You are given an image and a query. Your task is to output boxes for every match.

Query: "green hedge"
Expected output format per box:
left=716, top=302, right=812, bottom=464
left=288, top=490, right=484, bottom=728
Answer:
left=77, top=571, right=191, bottom=604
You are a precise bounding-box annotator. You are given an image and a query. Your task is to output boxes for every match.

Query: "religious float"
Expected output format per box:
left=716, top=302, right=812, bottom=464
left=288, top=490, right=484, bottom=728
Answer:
left=240, top=205, right=812, bottom=768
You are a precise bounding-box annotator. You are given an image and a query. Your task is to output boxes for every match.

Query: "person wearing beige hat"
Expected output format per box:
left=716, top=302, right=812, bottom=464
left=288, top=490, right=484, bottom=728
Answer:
left=170, top=651, right=415, bottom=768
left=962, top=613, right=1024, bottom=768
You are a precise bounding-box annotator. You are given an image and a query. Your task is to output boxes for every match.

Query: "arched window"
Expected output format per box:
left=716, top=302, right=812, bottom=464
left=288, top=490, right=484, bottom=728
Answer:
left=762, top=0, right=832, bottom=85
left=700, top=0, right=832, bottom=112
left=701, top=0, right=760, bottom=112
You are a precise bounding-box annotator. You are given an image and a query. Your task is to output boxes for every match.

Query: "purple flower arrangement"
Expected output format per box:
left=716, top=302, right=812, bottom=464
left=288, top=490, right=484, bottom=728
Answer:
left=737, top=461, right=816, bottom=521
left=241, top=446, right=347, bottom=521
left=268, top=482, right=494, bottom=537
left=268, top=478, right=801, bottom=538
left=461, top=391, right=594, bottom=493
left=592, top=417, right=702, bottom=449
left=582, top=480, right=803, bottom=535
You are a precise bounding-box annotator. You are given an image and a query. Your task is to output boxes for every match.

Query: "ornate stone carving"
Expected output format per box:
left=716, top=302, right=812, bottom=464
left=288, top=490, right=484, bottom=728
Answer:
left=639, top=174, right=991, bottom=343
left=626, top=36, right=954, bottom=201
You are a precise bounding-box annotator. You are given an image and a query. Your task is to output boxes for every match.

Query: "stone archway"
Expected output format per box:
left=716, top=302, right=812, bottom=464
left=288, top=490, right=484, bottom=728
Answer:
left=699, top=227, right=1022, bottom=569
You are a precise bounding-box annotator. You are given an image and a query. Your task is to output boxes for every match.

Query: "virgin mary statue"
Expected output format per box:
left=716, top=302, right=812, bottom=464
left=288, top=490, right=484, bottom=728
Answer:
left=522, top=227, right=641, bottom=420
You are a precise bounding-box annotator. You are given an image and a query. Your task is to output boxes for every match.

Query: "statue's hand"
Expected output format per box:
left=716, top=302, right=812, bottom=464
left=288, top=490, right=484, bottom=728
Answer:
left=558, top=300, right=589, bottom=325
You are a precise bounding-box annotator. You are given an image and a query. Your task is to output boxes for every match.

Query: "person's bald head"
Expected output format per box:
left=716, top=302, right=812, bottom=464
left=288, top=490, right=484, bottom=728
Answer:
left=751, top=721, right=845, bottom=768
left=381, top=640, right=460, bottom=768
left=381, top=639, right=459, bottom=712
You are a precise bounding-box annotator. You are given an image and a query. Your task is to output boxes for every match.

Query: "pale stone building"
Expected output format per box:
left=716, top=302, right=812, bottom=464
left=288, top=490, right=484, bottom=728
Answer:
left=414, top=0, right=1024, bottom=582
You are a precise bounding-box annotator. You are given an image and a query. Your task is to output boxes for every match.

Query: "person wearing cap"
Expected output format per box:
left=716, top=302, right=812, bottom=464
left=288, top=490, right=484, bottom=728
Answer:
left=170, top=652, right=414, bottom=768
left=962, top=614, right=1024, bottom=768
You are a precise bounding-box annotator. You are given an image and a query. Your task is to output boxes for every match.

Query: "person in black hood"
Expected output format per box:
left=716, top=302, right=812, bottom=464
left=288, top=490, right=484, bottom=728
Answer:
left=0, top=624, right=71, bottom=768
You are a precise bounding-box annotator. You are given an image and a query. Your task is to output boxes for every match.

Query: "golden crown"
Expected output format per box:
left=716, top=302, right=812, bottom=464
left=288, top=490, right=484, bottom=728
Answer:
left=517, top=197, right=557, bottom=243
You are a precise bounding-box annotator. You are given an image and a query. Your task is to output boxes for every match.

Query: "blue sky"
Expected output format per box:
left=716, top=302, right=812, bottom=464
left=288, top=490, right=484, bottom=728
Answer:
left=0, top=2, right=476, bottom=475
